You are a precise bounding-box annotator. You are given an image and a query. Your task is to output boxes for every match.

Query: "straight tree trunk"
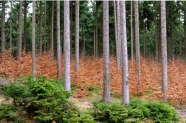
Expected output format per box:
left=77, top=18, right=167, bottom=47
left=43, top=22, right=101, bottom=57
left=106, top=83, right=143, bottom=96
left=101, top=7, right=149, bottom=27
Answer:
left=32, top=1, right=36, bottom=81
left=39, top=1, right=43, bottom=56
left=18, top=1, right=23, bottom=58
left=64, top=0, right=71, bottom=91
left=161, top=0, right=168, bottom=102
left=23, top=2, right=27, bottom=53
left=120, top=1, right=129, bottom=105
left=184, top=1, right=186, bottom=59
left=114, top=0, right=117, bottom=59
left=1, top=0, right=5, bottom=53
left=75, top=0, right=79, bottom=76
left=44, top=1, right=47, bottom=52
left=95, top=2, right=98, bottom=58
left=50, top=1, right=54, bottom=59
left=131, top=1, right=134, bottom=60
left=116, top=1, right=121, bottom=67
left=57, top=1, right=62, bottom=80
left=134, top=1, right=141, bottom=95
left=10, top=1, right=12, bottom=53
left=103, top=1, right=110, bottom=103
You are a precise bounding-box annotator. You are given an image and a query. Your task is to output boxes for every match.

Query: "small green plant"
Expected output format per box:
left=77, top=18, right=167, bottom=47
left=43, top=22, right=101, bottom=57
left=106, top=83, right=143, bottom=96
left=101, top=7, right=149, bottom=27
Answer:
left=88, top=86, right=100, bottom=93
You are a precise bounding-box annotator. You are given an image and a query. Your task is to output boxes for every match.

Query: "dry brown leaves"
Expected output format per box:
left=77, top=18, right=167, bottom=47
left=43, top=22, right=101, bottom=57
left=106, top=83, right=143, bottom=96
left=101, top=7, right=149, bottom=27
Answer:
left=0, top=51, right=186, bottom=104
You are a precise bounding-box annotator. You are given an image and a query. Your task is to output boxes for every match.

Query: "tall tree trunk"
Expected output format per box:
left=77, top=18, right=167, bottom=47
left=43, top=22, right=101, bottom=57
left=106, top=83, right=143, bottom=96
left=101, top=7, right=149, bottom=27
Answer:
left=95, top=2, right=98, bottom=58
left=114, top=0, right=117, bottom=59
left=18, top=1, right=23, bottom=58
left=103, top=1, right=110, bottom=103
left=184, top=1, right=186, bottom=59
left=170, top=3, right=174, bottom=60
left=120, top=1, right=129, bottom=105
left=161, top=0, right=168, bottom=102
left=57, top=1, right=62, bottom=80
left=134, top=1, right=141, bottom=95
left=50, top=1, right=54, bottom=59
left=64, top=0, right=71, bottom=91
left=23, top=2, right=27, bottom=53
left=32, top=1, right=36, bottom=81
left=44, top=1, right=47, bottom=52
left=131, top=1, right=134, bottom=60
left=116, top=1, right=121, bottom=67
left=75, top=0, right=79, bottom=76
left=39, top=1, right=43, bottom=56
left=1, top=1, right=5, bottom=53
left=10, top=1, right=12, bottom=53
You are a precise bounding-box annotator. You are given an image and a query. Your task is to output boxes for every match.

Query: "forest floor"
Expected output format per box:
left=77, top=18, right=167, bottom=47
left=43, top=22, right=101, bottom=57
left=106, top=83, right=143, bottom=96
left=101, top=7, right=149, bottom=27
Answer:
left=1, top=51, right=186, bottom=120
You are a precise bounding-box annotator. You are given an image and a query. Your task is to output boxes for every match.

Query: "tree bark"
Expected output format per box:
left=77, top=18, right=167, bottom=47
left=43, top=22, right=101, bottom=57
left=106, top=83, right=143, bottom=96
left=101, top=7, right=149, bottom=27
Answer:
left=1, top=0, right=5, bottom=53
left=134, top=1, right=141, bottom=95
left=39, top=1, right=43, bottom=56
left=103, top=1, right=110, bottom=103
left=120, top=1, right=129, bottom=105
left=95, top=2, right=98, bottom=58
left=131, top=1, right=134, bottom=60
left=116, top=1, right=121, bottom=67
left=64, top=0, right=71, bottom=91
left=23, top=2, right=27, bottom=53
left=161, top=0, right=168, bottom=102
left=10, top=1, right=12, bottom=53
left=57, top=1, right=62, bottom=80
left=50, top=1, right=54, bottom=59
left=75, top=0, right=79, bottom=76
left=32, top=1, right=36, bottom=81
left=18, top=1, right=23, bottom=58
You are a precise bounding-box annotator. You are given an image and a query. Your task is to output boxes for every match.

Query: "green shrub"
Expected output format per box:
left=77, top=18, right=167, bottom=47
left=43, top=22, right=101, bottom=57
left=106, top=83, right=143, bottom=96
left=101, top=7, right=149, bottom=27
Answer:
left=0, top=105, right=23, bottom=122
left=2, top=75, right=82, bottom=123
left=145, top=100, right=179, bottom=123
left=92, top=101, right=128, bottom=123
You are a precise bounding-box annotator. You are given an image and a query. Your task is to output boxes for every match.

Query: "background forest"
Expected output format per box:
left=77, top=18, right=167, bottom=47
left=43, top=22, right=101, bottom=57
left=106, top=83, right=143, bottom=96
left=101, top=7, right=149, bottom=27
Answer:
left=0, top=1, right=186, bottom=105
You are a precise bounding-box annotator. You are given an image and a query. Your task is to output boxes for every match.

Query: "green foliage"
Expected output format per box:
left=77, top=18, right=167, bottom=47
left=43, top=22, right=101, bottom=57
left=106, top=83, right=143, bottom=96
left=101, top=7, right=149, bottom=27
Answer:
left=145, top=100, right=180, bottom=123
left=2, top=75, right=89, bottom=123
left=92, top=98, right=180, bottom=123
left=0, top=105, right=23, bottom=122
left=92, top=101, right=128, bottom=123
left=88, top=86, right=100, bottom=93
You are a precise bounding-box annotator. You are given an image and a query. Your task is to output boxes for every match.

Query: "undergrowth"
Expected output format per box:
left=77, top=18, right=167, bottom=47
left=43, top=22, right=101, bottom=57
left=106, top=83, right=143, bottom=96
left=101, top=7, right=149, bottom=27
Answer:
left=1, top=75, right=94, bottom=123
left=92, top=98, right=180, bottom=123
left=0, top=75, right=181, bottom=123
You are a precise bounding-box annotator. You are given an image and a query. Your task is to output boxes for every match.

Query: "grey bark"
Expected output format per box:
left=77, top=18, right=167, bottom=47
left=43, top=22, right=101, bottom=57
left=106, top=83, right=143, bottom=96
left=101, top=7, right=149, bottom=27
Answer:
left=120, top=1, right=129, bottom=105
left=103, top=1, right=110, bottom=103
left=23, top=2, right=27, bottom=53
left=57, top=1, right=62, bottom=80
left=44, top=1, right=47, bottom=52
left=1, top=0, right=5, bottom=53
left=18, top=1, right=23, bottom=58
left=39, top=1, right=43, bottom=56
left=64, top=0, right=71, bottom=91
left=114, top=1, right=118, bottom=66
left=116, top=1, right=121, bottom=67
left=161, top=0, right=168, bottom=102
left=32, top=1, right=36, bottom=81
left=75, top=1, right=80, bottom=76
left=50, top=1, right=54, bottom=59
left=134, top=1, right=141, bottom=95
left=131, top=1, right=134, bottom=60
left=10, top=1, right=12, bottom=52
